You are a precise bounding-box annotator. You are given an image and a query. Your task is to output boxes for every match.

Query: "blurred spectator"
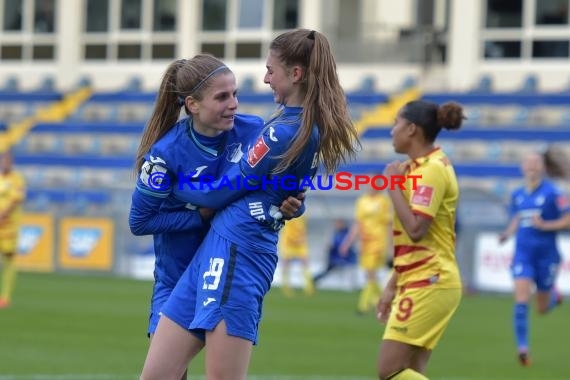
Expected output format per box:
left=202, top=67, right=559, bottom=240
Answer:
left=313, top=219, right=358, bottom=288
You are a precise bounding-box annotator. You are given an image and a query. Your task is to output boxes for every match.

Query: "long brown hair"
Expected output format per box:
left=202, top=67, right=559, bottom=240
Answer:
left=269, top=29, right=360, bottom=174
left=134, top=54, right=231, bottom=173
left=544, top=144, right=570, bottom=179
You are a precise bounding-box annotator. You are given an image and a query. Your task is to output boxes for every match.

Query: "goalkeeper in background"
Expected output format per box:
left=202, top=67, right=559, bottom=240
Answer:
left=0, top=151, right=26, bottom=308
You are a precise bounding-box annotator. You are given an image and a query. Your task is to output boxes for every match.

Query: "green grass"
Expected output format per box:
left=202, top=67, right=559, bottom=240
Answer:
left=0, top=272, right=567, bottom=379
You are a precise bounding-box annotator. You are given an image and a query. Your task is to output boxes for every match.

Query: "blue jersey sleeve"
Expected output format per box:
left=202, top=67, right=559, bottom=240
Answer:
left=130, top=148, right=205, bottom=235
left=173, top=126, right=291, bottom=209
left=129, top=186, right=205, bottom=235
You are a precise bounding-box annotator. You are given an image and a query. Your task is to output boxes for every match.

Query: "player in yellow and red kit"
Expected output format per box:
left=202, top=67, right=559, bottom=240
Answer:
left=376, top=100, right=465, bottom=380
left=341, top=187, right=392, bottom=314
left=278, top=213, right=314, bottom=296
left=0, top=151, right=26, bottom=308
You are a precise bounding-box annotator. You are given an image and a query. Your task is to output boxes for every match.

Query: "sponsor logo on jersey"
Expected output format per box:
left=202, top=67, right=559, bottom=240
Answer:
left=203, top=297, right=216, bottom=306
left=247, top=136, right=270, bottom=168
left=268, top=127, right=278, bottom=142
left=411, top=185, right=434, bottom=207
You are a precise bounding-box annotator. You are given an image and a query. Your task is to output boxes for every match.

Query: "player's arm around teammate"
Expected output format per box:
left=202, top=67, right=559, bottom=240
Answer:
left=140, top=29, right=359, bottom=380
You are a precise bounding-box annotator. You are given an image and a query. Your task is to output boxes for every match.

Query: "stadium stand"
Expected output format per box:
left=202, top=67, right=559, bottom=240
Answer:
left=2, top=76, right=570, bottom=239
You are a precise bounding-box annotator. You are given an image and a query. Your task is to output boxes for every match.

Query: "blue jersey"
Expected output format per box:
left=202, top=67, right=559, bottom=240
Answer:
left=162, top=106, right=319, bottom=344
left=172, top=106, right=319, bottom=254
left=329, top=226, right=357, bottom=266
left=129, top=113, right=264, bottom=289
left=510, top=179, right=570, bottom=259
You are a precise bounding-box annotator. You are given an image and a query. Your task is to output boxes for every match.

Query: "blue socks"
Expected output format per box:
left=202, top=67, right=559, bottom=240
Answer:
left=514, top=303, right=529, bottom=352
left=547, top=289, right=560, bottom=312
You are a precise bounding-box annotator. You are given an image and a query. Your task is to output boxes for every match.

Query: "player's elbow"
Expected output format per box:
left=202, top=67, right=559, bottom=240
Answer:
left=406, top=216, right=431, bottom=241
left=129, top=215, right=149, bottom=236
left=408, top=230, right=424, bottom=242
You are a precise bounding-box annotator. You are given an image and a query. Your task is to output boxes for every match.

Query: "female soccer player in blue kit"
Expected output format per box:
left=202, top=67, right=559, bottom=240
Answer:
left=129, top=54, right=302, bottom=379
left=499, top=149, right=570, bottom=367
left=140, top=29, right=360, bottom=380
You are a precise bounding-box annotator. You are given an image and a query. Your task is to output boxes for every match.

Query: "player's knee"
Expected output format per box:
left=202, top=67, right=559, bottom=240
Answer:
left=379, top=367, right=402, bottom=380
left=378, top=364, right=402, bottom=380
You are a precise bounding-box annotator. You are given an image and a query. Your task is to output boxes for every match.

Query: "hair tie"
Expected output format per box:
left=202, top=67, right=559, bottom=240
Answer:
left=189, top=65, right=228, bottom=95
left=177, top=95, right=185, bottom=106
left=307, top=30, right=315, bottom=40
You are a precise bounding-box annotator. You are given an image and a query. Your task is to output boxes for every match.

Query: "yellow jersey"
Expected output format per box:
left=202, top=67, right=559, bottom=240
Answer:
left=355, top=192, right=391, bottom=251
left=279, top=214, right=308, bottom=258
left=0, top=170, right=26, bottom=237
left=393, top=148, right=461, bottom=289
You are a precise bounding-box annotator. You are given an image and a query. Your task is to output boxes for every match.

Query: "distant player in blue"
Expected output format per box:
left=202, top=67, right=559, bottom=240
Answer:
left=313, top=218, right=358, bottom=287
left=499, top=150, right=570, bottom=367
left=129, top=55, right=302, bottom=380
left=140, top=29, right=360, bottom=380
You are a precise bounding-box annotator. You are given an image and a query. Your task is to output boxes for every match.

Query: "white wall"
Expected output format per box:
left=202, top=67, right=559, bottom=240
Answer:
left=2, top=0, right=570, bottom=94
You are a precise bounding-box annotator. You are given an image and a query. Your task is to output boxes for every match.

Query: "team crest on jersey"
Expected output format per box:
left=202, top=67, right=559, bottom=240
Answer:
left=247, top=136, right=270, bottom=168
left=411, top=185, right=434, bottom=207
left=226, top=143, right=244, bottom=163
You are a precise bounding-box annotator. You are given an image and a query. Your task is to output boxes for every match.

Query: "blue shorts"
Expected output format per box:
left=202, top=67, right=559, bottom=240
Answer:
left=511, top=244, right=560, bottom=291
left=161, top=229, right=277, bottom=344
left=148, top=282, right=171, bottom=336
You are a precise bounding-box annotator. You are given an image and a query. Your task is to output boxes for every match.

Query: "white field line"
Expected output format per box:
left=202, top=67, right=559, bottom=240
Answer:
left=0, top=375, right=567, bottom=380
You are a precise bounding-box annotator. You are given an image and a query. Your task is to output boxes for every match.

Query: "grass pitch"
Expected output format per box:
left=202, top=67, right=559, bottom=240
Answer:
left=0, top=272, right=567, bottom=379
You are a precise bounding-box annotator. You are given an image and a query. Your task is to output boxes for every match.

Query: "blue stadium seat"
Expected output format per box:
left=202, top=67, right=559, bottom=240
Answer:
left=356, top=76, right=376, bottom=93
left=518, top=74, right=538, bottom=94
left=76, top=75, right=92, bottom=88
left=470, top=75, right=493, bottom=93
left=123, top=76, right=143, bottom=92
left=399, top=75, right=417, bottom=91
left=239, top=76, right=256, bottom=93
left=37, top=76, right=56, bottom=92
left=2, top=76, right=19, bottom=92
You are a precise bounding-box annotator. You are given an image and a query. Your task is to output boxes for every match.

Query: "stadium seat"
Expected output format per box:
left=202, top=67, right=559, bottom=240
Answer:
left=355, top=76, right=376, bottom=93
left=518, top=74, right=538, bottom=94
left=239, top=76, right=256, bottom=93
left=470, top=75, right=493, bottom=93
left=123, top=76, right=143, bottom=92
left=76, top=75, right=92, bottom=88
left=399, top=75, right=417, bottom=91
left=37, top=76, right=56, bottom=92
left=1, top=76, right=19, bottom=92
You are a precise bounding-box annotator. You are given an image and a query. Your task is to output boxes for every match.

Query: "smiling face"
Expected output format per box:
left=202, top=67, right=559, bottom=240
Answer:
left=186, top=72, right=238, bottom=137
left=263, top=50, right=304, bottom=107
